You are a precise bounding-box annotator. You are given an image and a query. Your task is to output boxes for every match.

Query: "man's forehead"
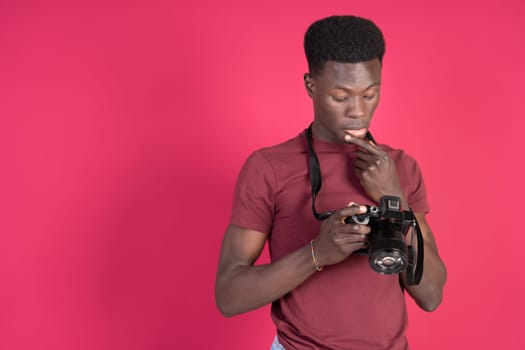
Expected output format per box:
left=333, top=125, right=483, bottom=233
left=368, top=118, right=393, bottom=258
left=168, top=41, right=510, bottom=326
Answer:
left=317, top=60, right=382, bottom=87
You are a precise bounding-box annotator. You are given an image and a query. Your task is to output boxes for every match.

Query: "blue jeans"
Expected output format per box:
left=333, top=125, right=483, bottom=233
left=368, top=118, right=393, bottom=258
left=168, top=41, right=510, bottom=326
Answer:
left=270, top=335, right=285, bottom=350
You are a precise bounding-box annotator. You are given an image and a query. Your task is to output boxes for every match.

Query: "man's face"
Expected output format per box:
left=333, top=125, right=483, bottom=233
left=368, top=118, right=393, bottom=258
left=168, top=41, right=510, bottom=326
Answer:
left=305, top=59, right=382, bottom=143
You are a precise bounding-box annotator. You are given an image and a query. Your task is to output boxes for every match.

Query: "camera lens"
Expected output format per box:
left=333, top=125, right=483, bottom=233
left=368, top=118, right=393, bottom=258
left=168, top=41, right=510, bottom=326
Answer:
left=370, top=249, right=407, bottom=274
left=368, top=220, right=408, bottom=275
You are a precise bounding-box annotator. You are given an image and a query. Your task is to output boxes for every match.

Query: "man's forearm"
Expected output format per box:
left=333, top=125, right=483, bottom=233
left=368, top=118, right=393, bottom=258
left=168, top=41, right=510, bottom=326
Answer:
left=402, top=242, right=447, bottom=311
left=215, top=243, right=316, bottom=317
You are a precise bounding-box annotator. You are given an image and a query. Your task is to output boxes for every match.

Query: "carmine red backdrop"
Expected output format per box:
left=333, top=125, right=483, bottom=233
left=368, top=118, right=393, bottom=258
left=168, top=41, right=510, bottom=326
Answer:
left=3, top=0, right=524, bottom=349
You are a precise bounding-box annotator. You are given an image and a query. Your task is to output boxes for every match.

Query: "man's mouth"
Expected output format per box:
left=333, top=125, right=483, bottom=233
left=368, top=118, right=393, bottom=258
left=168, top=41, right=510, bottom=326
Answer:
left=344, top=128, right=367, bottom=138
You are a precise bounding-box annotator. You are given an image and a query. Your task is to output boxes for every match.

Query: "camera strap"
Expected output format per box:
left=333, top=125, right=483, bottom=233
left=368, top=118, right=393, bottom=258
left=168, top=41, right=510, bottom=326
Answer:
left=306, top=123, right=424, bottom=285
left=306, top=123, right=376, bottom=220
left=403, top=210, right=424, bottom=285
left=306, top=124, right=377, bottom=220
left=306, top=124, right=334, bottom=220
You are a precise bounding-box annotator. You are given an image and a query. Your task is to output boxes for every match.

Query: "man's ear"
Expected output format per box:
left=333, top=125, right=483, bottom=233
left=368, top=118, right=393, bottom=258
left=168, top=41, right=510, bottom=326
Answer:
left=304, top=73, right=314, bottom=97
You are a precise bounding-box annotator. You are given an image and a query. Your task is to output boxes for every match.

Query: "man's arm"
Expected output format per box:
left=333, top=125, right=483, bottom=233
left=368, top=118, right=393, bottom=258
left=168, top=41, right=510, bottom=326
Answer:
left=401, top=212, right=447, bottom=311
left=344, top=133, right=447, bottom=311
left=215, top=224, right=315, bottom=317
left=215, top=205, right=371, bottom=317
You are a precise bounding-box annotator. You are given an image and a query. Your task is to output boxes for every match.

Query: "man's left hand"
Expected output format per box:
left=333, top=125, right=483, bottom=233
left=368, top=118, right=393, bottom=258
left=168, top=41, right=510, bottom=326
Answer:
left=344, top=132, right=408, bottom=209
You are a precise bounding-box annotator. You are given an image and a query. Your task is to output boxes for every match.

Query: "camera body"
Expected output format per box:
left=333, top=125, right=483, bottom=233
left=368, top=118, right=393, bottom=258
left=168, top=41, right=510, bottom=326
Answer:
left=345, top=196, right=415, bottom=275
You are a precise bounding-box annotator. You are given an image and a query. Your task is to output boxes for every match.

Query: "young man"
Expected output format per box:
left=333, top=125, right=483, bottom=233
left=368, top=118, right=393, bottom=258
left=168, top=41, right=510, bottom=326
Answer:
left=215, top=15, right=446, bottom=350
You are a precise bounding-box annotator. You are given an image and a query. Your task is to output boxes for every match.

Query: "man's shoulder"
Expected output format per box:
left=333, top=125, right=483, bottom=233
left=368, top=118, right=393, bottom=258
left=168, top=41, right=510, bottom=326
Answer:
left=236, top=130, right=308, bottom=189
left=251, top=130, right=307, bottom=160
left=239, top=130, right=308, bottom=179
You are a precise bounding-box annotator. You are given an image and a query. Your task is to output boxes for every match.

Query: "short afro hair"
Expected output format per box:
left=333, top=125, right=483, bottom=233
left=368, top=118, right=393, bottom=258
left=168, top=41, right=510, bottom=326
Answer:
left=304, top=15, right=385, bottom=75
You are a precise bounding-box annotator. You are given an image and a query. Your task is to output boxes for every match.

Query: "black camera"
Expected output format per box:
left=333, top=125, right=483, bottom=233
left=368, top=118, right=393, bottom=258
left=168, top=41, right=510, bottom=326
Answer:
left=345, top=195, right=417, bottom=275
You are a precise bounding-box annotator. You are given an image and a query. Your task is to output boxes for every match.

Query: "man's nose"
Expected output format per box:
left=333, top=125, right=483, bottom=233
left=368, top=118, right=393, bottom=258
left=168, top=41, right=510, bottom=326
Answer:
left=345, top=96, right=365, bottom=118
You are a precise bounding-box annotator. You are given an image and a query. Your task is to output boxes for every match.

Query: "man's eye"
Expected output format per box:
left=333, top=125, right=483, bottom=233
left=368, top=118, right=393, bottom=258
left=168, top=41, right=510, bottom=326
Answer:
left=363, top=94, right=376, bottom=101
left=333, top=95, right=348, bottom=102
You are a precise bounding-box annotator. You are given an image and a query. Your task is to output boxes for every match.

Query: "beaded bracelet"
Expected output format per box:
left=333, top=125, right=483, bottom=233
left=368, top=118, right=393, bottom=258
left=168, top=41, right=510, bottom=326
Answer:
left=310, top=240, right=323, bottom=271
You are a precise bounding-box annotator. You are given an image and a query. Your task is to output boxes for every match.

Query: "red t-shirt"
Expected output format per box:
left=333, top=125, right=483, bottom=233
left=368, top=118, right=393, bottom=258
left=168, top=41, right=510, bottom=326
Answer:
left=230, top=129, right=429, bottom=350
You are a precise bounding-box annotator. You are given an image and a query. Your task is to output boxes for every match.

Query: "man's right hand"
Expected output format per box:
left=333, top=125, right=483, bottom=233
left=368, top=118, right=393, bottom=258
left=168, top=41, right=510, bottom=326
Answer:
left=216, top=204, right=371, bottom=316
left=313, top=203, right=371, bottom=267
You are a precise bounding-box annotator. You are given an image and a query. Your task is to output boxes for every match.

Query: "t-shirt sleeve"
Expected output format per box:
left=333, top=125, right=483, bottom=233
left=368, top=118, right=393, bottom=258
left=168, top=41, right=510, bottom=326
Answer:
left=229, top=151, right=276, bottom=234
left=402, top=155, right=430, bottom=214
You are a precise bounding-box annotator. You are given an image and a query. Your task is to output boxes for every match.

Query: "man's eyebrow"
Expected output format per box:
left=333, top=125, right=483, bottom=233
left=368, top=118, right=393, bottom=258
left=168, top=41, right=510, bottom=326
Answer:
left=333, top=82, right=381, bottom=92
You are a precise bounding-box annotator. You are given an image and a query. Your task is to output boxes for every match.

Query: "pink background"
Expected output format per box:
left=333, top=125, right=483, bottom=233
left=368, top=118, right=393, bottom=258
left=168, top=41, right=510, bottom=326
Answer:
left=3, top=0, right=524, bottom=349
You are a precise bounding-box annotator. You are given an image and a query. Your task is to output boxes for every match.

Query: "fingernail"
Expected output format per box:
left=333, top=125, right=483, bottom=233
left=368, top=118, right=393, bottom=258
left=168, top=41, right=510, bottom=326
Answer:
left=344, top=134, right=351, bottom=141
left=359, top=205, right=367, bottom=212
